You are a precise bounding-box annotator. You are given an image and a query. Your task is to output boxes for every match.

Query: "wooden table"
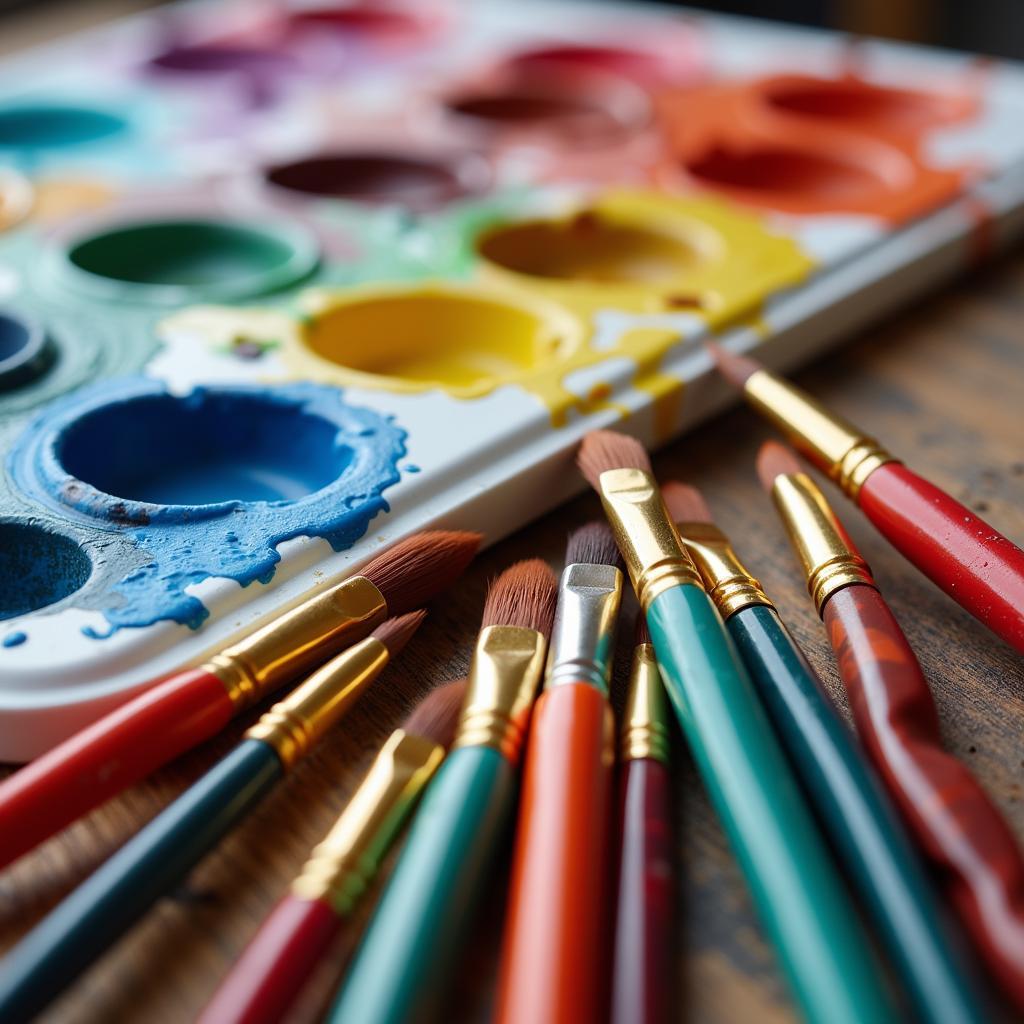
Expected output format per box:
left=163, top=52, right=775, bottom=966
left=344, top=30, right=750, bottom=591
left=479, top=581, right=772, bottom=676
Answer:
left=2, top=248, right=1022, bottom=1021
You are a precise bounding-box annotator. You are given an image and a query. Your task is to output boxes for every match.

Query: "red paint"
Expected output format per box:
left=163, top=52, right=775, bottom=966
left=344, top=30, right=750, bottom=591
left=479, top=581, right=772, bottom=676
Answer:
left=0, top=667, right=235, bottom=869
left=496, top=683, right=615, bottom=1024
left=198, top=895, right=340, bottom=1024
left=612, top=757, right=673, bottom=1024
left=859, top=462, right=1024, bottom=654
left=823, top=584, right=1024, bottom=1007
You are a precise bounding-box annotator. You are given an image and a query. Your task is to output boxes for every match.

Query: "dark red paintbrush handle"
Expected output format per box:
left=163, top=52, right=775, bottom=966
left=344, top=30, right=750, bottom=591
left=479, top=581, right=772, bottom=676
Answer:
left=198, top=895, right=340, bottom=1024
left=0, top=667, right=235, bottom=870
left=824, top=584, right=1024, bottom=1007
left=611, top=757, right=673, bottom=1024
left=859, top=462, right=1024, bottom=652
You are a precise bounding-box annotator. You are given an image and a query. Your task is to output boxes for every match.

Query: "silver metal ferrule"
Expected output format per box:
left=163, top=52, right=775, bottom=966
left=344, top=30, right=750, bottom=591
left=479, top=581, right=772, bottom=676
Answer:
left=545, top=562, right=623, bottom=694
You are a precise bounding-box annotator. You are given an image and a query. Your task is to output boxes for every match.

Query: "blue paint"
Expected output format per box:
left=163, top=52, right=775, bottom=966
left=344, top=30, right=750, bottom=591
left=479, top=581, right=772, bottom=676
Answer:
left=0, top=104, right=128, bottom=152
left=2, top=632, right=27, bottom=648
left=404, top=463, right=421, bottom=473
left=10, top=378, right=406, bottom=636
left=0, top=521, right=92, bottom=621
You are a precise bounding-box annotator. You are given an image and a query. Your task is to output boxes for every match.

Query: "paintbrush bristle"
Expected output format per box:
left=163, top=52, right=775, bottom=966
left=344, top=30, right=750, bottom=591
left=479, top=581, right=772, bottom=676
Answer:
left=634, top=613, right=651, bottom=646
left=565, top=521, right=622, bottom=569
left=481, top=559, right=558, bottom=637
left=756, top=441, right=805, bottom=491
left=705, top=341, right=762, bottom=389
left=402, top=678, right=467, bottom=749
left=371, top=610, right=426, bottom=657
left=662, top=481, right=714, bottom=525
left=361, top=530, right=482, bottom=615
left=576, top=430, right=652, bottom=490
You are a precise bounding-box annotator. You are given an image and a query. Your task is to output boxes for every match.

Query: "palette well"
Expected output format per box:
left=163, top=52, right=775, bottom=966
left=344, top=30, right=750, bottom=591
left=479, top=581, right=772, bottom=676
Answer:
left=1, top=0, right=1024, bottom=760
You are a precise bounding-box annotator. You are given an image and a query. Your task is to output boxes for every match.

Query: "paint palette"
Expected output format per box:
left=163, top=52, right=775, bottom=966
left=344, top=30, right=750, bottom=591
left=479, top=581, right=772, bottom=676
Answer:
left=2, top=0, right=1024, bottom=760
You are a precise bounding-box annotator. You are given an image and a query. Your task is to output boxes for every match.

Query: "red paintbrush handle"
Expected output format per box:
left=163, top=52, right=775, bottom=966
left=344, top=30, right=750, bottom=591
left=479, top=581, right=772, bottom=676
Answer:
left=611, top=757, right=673, bottom=1024
left=823, top=584, right=1024, bottom=1006
left=859, top=462, right=1024, bottom=652
left=198, top=894, right=340, bottom=1024
left=0, top=666, right=235, bottom=870
left=496, top=682, right=615, bottom=1024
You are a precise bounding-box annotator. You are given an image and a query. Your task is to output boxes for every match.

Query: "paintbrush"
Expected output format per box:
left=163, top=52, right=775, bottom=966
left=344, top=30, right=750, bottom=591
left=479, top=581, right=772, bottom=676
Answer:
left=577, top=429, right=899, bottom=1024
left=0, top=529, right=480, bottom=871
left=496, top=523, right=622, bottom=1024
left=197, top=677, right=468, bottom=1024
left=758, top=440, right=1024, bottom=1010
left=611, top=614, right=673, bottom=1024
left=665, top=479, right=990, bottom=1024
left=326, top=560, right=558, bottom=1024
left=707, top=341, right=1024, bottom=653
left=0, top=613, right=425, bottom=1023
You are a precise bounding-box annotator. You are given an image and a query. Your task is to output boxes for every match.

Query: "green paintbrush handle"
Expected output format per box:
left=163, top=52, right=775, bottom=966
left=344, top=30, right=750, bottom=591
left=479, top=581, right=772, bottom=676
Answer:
left=729, top=603, right=989, bottom=1024
left=647, top=584, right=898, bottom=1024
left=327, top=743, right=516, bottom=1024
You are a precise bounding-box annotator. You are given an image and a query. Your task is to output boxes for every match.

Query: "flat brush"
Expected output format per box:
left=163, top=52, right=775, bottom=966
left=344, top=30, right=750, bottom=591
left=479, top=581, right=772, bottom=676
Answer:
left=611, top=615, right=673, bottom=1024
left=328, top=560, right=558, bottom=1024
left=665, top=480, right=989, bottom=1024
left=0, top=613, right=425, bottom=1024
left=578, top=429, right=898, bottom=1024
left=759, top=440, right=1024, bottom=1009
left=198, top=677, right=468, bottom=1024
left=0, top=529, right=480, bottom=871
left=496, top=523, right=622, bottom=1024
left=708, top=340, right=1024, bottom=652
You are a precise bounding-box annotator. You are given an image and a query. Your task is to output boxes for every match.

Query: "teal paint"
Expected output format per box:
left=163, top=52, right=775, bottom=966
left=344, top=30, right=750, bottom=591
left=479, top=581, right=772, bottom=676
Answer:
left=2, top=632, right=26, bottom=647
left=0, top=103, right=128, bottom=152
left=330, top=745, right=517, bottom=1024
left=0, top=520, right=92, bottom=621
left=647, top=583, right=899, bottom=1024
left=8, top=378, right=406, bottom=636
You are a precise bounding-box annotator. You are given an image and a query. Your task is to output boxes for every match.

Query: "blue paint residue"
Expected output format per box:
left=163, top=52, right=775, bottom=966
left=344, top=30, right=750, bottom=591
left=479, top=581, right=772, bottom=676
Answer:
left=9, top=378, right=407, bottom=636
left=2, top=632, right=27, bottom=648
left=404, top=463, right=421, bottom=474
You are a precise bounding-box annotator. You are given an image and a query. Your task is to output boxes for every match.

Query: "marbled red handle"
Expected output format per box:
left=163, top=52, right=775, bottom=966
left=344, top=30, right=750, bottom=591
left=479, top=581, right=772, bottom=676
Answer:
left=823, top=584, right=1024, bottom=1007
left=611, top=757, right=673, bottom=1024
left=859, top=462, right=1024, bottom=652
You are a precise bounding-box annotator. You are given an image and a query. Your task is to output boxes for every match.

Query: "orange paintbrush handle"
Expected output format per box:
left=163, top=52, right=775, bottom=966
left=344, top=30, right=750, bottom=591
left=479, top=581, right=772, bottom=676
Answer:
left=496, top=682, right=615, bottom=1024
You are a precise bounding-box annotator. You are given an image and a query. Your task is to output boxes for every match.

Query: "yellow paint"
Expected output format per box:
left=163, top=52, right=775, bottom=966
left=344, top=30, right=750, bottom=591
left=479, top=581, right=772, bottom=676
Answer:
left=31, top=178, right=117, bottom=223
left=476, top=190, right=813, bottom=321
left=162, top=191, right=813, bottom=433
left=0, top=169, right=32, bottom=233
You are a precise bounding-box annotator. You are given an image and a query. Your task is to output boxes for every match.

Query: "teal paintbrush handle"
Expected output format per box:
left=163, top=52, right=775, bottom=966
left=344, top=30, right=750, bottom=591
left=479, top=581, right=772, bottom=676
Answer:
left=729, top=604, right=989, bottom=1024
left=328, top=744, right=517, bottom=1024
left=647, top=584, right=898, bottom=1024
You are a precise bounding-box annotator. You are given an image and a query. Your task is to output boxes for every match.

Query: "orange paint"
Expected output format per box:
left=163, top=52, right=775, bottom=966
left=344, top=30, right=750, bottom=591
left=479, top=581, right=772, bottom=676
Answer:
left=656, top=74, right=978, bottom=223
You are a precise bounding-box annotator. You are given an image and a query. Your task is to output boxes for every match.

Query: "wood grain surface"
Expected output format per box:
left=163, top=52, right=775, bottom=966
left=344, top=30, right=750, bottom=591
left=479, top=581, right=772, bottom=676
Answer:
left=1, top=251, right=1022, bottom=1022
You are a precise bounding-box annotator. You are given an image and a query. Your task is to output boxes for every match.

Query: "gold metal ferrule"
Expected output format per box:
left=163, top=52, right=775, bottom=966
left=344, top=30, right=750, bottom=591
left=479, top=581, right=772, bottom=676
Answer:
left=291, top=730, right=444, bottom=915
left=620, top=642, right=671, bottom=763
left=453, top=625, right=547, bottom=763
left=207, top=575, right=387, bottom=710
left=676, top=521, right=773, bottom=619
left=246, top=635, right=389, bottom=769
left=769, top=472, right=876, bottom=617
left=597, top=468, right=702, bottom=612
left=745, top=369, right=897, bottom=500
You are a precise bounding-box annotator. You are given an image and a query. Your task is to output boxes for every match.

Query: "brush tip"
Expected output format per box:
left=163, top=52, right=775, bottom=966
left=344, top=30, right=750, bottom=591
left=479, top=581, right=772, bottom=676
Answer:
left=403, top=678, right=468, bottom=748
left=756, top=441, right=804, bottom=491
left=371, top=610, right=426, bottom=656
left=705, top=341, right=762, bottom=389
left=481, top=559, right=558, bottom=637
left=576, top=430, right=652, bottom=490
left=565, top=521, right=622, bottom=569
left=661, top=480, right=714, bottom=524
left=361, top=530, right=482, bottom=615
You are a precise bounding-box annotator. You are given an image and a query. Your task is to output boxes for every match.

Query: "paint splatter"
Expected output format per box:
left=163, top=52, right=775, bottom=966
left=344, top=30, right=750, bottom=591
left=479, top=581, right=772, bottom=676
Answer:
left=9, top=378, right=406, bottom=636
left=2, top=632, right=26, bottom=648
